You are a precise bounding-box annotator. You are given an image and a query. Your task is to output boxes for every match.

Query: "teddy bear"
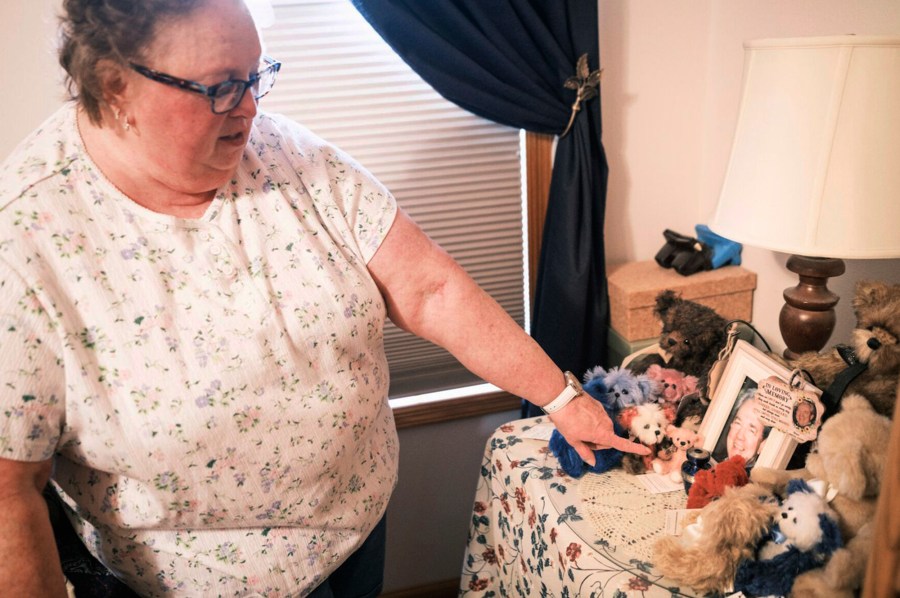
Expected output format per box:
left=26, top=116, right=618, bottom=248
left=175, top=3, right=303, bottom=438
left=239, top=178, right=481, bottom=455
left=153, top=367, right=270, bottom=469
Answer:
left=644, top=364, right=698, bottom=408
left=788, top=280, right=900, bottom=417
left=733, top=479, right=843, bottom=598
left=617, top=402, right=672, bottom=474
left=654, top=482, right=779, bottom=594
left=649, top=435, right=679, bottom=480
left=582, top=365, right=658, bottom=412
left=549, top=368, right=664, bottom=477
left=548, top=396, right=628, bottom=478
left=750, top=393, right=891, bottom=597
left=686, top=455, right=749, bottom=509
left=649, top=434, right=676, bottom=473
left=651, top=424, right=703, bottom=482
left=629, top=290, right=729, bottom=384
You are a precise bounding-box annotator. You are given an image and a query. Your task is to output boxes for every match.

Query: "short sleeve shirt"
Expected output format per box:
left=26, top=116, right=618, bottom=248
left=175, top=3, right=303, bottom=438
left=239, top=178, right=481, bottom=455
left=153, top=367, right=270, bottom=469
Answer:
left=0, top=104, right=399, bottom=596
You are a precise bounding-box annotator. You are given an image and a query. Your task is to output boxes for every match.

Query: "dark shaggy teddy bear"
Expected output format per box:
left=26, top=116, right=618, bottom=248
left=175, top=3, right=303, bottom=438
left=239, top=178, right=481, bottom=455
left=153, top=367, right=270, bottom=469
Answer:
left=654, top=290, right=729, bottom=378
left=789, top=280, right=900, bottom=417
left=629, top=290, right=729, bottom=400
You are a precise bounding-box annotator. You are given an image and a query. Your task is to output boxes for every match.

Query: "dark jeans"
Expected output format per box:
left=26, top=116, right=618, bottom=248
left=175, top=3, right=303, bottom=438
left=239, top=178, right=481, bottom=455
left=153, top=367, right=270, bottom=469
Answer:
left=306, top=516, right=387, bottom=598
left=47, top=485, right=386, bottom=598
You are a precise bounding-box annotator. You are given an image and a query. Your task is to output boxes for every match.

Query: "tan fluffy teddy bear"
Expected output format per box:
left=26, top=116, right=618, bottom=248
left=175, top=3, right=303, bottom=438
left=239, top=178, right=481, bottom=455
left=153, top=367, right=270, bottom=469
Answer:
left=654, top=482, right=779, bottom=594
left=789, top=280, right=900, bottom=417
left=751, top=393, right=891, bottom=597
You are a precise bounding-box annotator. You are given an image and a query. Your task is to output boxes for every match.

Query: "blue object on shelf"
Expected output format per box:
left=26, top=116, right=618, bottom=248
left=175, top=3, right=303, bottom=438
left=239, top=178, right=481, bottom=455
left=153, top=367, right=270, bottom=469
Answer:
left=654, top=225, right=743, bottom=276
left=695, top=224, right=742, bottom=269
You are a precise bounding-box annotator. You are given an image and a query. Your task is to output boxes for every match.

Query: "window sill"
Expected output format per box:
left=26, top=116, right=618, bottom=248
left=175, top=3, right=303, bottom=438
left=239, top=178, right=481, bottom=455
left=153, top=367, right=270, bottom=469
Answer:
left=390, top=383, right=522, bottom=429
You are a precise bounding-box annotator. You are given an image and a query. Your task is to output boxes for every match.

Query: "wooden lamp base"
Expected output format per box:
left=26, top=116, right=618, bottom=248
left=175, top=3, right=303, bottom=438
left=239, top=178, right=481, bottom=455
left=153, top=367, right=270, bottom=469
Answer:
left=779, top=255, right=846, bottom=359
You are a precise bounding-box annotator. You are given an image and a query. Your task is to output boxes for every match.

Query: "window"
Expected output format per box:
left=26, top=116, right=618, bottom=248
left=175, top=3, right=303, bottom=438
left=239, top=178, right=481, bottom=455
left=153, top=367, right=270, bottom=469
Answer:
left=262, top=0, right=528, bottom=400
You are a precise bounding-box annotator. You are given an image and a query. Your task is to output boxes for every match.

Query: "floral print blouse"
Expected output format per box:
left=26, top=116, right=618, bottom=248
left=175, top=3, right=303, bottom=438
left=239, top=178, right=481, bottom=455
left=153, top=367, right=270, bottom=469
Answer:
left=0, top=104, right=399, bottom=597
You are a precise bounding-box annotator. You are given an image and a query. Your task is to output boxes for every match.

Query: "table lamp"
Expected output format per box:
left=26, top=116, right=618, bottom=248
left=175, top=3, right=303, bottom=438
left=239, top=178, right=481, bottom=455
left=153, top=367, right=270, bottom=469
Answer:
left=709, top=35, right=900, bottom=358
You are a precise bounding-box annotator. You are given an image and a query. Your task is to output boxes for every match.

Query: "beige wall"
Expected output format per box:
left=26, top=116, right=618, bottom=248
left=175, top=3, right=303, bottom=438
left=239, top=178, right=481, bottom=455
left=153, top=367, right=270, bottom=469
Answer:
left=0, top=0, right=64, bottom=159
left=600, top=0, right=900, bottom=354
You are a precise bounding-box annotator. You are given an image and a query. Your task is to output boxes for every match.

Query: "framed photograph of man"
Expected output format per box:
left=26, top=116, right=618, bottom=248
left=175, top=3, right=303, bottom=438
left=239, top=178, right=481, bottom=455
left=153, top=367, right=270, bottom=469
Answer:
left=697, top=339, right=822, bottom=469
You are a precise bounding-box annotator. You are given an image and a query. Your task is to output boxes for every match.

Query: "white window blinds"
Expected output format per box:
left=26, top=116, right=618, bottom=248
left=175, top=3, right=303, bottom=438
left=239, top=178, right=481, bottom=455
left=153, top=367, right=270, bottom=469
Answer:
left=262, top=0, right=526, bottom=397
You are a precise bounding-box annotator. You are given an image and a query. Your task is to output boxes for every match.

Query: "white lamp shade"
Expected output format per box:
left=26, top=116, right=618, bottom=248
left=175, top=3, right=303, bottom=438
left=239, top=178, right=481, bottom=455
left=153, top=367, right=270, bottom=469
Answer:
left=710, top=36, right=900, bottom=259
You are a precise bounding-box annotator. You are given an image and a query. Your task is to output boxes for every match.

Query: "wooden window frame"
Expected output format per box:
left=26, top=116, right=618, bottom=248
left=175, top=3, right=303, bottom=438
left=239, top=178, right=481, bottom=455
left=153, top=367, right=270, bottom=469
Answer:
left=393, top=132, right=554, bottom=429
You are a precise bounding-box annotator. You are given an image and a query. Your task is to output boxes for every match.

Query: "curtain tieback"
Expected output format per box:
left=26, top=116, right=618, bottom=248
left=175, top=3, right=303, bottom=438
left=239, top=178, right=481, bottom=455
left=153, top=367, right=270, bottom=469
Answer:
left=561, top=54, right=602, bottom=137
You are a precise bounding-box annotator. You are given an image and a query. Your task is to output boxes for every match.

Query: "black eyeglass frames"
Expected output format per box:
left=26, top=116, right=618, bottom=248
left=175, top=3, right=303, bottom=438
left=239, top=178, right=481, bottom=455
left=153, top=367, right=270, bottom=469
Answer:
left=129, top=55, right=282, bottom=114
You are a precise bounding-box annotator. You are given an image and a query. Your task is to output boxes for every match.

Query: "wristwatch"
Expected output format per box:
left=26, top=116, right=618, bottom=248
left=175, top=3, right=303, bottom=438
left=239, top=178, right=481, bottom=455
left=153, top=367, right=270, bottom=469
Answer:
left=541, top=371, right=583, bottom=414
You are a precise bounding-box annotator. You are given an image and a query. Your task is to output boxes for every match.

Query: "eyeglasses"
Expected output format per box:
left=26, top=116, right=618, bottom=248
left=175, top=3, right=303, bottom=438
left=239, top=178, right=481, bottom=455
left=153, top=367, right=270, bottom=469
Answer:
left=129, top=55, right=282, bottom=114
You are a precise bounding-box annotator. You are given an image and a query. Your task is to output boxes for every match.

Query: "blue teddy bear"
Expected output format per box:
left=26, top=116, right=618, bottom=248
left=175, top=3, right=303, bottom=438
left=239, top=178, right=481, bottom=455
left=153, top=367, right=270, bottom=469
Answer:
left=548, top=369, right=637, bottom=478
left=583, top=365, right=658, bottom=411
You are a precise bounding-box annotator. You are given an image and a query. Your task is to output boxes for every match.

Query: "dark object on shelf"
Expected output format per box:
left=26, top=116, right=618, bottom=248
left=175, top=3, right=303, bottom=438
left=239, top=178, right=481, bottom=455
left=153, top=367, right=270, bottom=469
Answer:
left=654, top=226, right=742, bottom=276
left=681, top=447, right=712, bottom=494
left=655, top=229, right=710, bottom=275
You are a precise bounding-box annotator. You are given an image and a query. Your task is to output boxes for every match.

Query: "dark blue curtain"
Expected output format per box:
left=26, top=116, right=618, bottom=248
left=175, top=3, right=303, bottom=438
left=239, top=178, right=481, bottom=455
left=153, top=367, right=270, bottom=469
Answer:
left=351, top=0, right=610, bottom=418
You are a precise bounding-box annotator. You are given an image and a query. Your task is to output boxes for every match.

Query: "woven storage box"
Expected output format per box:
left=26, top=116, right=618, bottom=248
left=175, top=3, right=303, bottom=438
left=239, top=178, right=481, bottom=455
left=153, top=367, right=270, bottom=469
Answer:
left=608, top=260, right=757, bottom=342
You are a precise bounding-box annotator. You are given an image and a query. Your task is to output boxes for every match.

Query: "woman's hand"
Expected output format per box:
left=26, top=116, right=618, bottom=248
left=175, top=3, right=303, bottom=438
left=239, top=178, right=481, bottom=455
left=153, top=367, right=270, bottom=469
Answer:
left=548, top=395, right=650, bottom=466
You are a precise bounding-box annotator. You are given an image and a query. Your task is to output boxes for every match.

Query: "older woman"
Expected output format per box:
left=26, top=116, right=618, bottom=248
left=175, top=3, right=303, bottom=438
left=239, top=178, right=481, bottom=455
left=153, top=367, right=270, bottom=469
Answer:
left=0, top=0, right=645, bottom=596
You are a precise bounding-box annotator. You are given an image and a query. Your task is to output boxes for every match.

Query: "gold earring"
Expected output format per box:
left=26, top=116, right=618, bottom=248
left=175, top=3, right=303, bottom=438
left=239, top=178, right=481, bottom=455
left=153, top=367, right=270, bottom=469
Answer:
left=113, top=107, right=121, bottom=121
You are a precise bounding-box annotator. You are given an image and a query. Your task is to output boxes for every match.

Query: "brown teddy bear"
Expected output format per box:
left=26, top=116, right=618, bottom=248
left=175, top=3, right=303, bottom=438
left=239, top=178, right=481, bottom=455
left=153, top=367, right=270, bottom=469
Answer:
left=789, top=280, right=900, bottom=417
left=653, top=482, right=779, bottom=594
left=651, top=424, right=703, bottom=482
left=627, top=291, right=729, bottom=427
left=635, top=290, right=729, bottom=379
left=751, top=393, right=891, bottom=597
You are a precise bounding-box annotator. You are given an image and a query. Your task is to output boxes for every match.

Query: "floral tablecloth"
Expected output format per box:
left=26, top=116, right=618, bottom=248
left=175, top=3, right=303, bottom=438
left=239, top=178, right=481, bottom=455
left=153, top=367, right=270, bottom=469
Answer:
left=459, top=417, right=702, bottom=597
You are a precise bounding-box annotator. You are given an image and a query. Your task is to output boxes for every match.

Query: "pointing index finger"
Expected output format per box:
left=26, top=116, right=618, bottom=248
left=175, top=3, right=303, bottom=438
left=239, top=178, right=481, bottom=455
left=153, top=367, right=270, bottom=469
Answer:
left=605, top=434, right=651, bottom=455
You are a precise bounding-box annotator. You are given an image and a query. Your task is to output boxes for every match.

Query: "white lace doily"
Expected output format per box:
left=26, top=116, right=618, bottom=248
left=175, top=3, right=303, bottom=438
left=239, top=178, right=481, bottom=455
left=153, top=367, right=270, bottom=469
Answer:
left=578, top=469, right=688, bottom=562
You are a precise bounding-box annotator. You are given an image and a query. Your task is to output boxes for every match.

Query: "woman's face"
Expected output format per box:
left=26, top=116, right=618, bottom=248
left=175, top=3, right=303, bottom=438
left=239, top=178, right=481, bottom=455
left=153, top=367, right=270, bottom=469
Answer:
left=120, top=0, right=263, bottom=195
left=726, top=397, right=765, bottom=461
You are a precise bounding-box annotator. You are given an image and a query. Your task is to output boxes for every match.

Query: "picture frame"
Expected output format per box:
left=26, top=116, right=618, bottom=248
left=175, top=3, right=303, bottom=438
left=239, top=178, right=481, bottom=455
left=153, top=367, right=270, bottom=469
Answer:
left=697, top=339, right=822, bottom=470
